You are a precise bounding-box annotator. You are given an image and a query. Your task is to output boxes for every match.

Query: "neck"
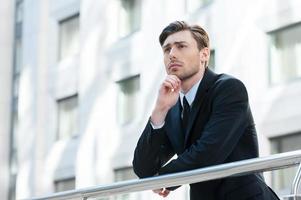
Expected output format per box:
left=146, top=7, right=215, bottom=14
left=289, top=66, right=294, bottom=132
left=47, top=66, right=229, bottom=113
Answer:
left=181, top=68, right=205, bottom=94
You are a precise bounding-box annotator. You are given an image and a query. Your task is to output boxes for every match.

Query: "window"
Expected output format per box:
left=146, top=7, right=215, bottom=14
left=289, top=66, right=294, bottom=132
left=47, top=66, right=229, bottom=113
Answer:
left=269, top=24, right=301, bottom=84
left=57, top=95, right=78, bottom=140
left=186, top=0, right=212, bottom=13
left=59, top=15, right=80, bottom=60
left=116, top=75, right=140, bottom=125
left=270, top=133, right=301, bottom=196
left=54, top=178, right=75, bottom=192
left=14, top=39, right=22, bottom=74
left=8, top=174, right=17, bottom=200
left=114, top=167, right=137, bottom=200
left=118, top=0, right=141, bottom=37
left=15, top=0, right=23, bottom=39
left=9, top=1, right=23, bottom=200
left=15, top=0, right=23, bottom=23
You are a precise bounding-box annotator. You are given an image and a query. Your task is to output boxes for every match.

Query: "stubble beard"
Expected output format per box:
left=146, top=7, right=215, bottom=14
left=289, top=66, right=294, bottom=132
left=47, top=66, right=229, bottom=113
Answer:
left=169, top=66, right=200, bottom=81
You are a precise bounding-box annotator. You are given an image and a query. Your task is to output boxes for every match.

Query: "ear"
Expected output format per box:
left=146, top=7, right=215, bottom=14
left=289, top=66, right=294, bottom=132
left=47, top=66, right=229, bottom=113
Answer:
left=200, top=47, right=210, bottom=62
left=199, top=47, right=210, bottom=67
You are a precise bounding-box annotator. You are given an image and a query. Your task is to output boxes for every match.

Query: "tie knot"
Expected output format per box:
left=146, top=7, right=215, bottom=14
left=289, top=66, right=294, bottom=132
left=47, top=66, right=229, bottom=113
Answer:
left=183, top=96, right=190, bottom=111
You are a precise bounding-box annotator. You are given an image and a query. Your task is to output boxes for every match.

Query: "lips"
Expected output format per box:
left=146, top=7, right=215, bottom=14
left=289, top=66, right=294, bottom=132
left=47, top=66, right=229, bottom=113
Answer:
left=168, top=62, right=182, bottom=70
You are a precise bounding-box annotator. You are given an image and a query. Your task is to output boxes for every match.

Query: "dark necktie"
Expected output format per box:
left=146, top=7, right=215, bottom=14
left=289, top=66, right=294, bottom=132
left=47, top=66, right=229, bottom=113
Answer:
left=182, top=96, right=190, bottom=132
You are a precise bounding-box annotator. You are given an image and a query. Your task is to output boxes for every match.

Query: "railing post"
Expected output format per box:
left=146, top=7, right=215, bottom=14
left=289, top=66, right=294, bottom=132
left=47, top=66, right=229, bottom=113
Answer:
left=283, top=163, right=301, bottom=200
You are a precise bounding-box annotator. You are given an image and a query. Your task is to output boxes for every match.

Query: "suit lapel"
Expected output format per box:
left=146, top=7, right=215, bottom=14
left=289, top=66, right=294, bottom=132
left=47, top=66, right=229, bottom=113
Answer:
left=166, top=100, right=185, bottom=153
left=184, top=69, right=218, bottom=146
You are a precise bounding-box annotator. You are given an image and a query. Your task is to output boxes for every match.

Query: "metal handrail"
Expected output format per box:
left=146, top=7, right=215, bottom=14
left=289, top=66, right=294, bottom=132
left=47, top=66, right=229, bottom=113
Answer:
left=292, top=163, right=301, bottom=196
left=27, top=150, right=301, bottom=200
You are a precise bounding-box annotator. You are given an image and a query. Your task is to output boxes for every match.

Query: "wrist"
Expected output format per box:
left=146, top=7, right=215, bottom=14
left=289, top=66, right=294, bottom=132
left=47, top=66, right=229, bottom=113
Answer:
left=151, top=107, right=169, bottom=126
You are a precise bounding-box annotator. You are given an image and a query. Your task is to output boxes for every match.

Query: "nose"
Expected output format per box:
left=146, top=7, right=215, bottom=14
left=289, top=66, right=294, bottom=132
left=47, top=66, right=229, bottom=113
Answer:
left=169, top=47, right=177, bottom=60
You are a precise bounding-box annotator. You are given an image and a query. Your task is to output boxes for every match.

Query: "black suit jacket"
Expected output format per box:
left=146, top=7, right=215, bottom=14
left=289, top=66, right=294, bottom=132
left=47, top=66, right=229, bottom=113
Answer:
left=133, top=69, right=279, bottom=200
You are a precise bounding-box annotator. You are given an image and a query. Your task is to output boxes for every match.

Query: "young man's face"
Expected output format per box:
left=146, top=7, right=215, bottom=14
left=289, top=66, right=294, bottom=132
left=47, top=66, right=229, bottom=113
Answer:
left=162, top=30, right=208, bottom=80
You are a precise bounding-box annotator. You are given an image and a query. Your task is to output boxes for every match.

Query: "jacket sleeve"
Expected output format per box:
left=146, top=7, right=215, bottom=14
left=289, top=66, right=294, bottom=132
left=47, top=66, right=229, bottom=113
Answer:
left=132, top=120, right=175, bottom=178
left=159, top=78, right=250, bottom=175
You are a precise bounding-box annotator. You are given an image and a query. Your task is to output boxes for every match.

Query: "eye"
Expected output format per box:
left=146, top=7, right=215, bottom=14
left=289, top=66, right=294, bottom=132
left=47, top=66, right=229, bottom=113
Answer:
left=164, top=47, right=171, bottom=53
left=178, top=44, right=186, bottom=49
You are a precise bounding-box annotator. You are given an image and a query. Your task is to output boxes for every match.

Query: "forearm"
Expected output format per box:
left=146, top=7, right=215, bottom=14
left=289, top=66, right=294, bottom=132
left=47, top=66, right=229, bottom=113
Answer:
left=133, top=75, right=180, bottom=177
left=133, top=121, right=174, bottom=178
left=150, top=103, right=170, bottom=126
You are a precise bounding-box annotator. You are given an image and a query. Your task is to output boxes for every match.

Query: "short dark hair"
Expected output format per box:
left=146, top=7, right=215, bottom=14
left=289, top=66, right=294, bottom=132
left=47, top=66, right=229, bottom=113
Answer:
left=159, top=21, right=210, bottom=51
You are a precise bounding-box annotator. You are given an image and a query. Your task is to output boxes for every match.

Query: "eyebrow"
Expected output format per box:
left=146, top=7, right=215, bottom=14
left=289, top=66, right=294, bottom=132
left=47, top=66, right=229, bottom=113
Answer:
left=162, top=41, right=188, bottom=50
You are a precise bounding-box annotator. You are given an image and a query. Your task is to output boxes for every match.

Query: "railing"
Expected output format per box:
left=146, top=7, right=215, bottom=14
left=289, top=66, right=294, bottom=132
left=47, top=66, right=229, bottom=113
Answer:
left=28, top=150, right=301, bottom=200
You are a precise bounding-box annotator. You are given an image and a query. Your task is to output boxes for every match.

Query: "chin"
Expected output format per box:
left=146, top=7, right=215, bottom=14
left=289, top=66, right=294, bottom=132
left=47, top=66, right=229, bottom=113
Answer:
left=169, top=72, right=179, bottom=77
left=172, top=73, right=185, bottom=80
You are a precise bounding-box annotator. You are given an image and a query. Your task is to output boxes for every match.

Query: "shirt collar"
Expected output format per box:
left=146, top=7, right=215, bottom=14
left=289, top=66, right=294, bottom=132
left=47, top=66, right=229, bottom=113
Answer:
left=180, top=78, right=202, bottom=107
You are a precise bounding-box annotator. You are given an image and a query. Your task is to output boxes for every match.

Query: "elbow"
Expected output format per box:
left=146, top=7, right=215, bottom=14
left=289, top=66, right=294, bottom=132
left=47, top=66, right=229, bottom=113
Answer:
left=132, top=158, right=143, bottom=178
left=132, top=159, right=149, bottom=178
left=132, top=156, right=158, bottom=178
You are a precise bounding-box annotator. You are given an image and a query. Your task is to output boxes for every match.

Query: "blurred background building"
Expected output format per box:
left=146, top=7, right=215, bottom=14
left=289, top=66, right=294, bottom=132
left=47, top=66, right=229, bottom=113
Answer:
left=1, top=0, right=301, bottom=199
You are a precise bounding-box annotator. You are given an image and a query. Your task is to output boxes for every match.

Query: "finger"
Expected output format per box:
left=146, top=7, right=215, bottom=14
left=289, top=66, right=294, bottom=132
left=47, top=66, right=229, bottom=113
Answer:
left=168, top=75, right=181, bottom=85
left=168, top=75, right=181, bottom=87
left=159, top=189, right=170, bottom=197
left=165, top=79, right=177, bottom=90
left=166, top=76, right=179, bottom=89
left=152, top=188, right=163, bottom=194
left=164, top=80, right=178, bottom=93
left=162, top=80, right=174, bottom=91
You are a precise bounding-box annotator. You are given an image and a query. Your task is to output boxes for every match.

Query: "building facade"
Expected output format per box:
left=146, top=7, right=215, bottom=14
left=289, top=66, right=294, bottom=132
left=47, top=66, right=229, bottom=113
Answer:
left=0, top=0, right=14, bottom=199
left=1, top=0, right=301, bottom=199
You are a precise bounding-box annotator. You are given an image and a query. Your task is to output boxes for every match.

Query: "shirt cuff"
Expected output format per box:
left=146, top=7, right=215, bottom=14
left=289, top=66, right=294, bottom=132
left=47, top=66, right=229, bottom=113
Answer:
left=150, top=121, right=165, bottom=129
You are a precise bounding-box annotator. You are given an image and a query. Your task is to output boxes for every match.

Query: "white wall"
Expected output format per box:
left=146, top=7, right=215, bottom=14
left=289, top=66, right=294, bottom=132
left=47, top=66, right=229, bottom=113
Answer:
left=0, top=0, right=14, bottom=199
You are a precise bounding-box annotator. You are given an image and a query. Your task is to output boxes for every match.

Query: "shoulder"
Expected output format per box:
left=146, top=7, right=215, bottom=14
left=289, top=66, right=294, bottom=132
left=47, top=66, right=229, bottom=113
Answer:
left=208, top=73, right=249, bottom=102
left=214, top=73, right=247, bottom=92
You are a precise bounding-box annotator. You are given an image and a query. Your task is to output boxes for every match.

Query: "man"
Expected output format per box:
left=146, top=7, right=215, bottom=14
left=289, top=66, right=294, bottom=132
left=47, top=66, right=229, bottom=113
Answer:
left=132, top=21, right=279, bottom=200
